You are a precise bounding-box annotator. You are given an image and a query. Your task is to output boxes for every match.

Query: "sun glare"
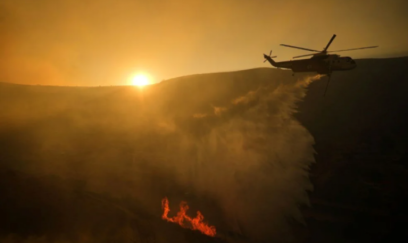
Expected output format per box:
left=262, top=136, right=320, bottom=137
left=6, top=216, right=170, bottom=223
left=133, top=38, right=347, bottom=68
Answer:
left=131, top=74, right=150, bottom=87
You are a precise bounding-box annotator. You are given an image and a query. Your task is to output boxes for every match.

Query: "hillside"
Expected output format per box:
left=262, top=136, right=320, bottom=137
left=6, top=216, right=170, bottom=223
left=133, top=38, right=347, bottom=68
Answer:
left=295, top=56, right=408, bottom=243
left=1, top=57, right=408, bottom=243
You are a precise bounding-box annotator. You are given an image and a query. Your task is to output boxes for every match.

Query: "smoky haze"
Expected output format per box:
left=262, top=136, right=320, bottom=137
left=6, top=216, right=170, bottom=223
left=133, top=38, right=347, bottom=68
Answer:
left=0, top=70, right=320, bottom=242
left=1, top=0, right=408, bottom=86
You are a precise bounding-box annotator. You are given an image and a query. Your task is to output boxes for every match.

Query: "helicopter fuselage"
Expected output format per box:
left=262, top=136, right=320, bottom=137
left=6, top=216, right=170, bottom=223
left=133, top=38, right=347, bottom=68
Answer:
left=265, top=55, right=356, bottom=74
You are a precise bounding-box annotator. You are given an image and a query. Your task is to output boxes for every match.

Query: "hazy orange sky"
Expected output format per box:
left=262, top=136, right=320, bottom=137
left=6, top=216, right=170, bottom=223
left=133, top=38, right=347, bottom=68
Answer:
left=1, top=0, right=408, bottom=86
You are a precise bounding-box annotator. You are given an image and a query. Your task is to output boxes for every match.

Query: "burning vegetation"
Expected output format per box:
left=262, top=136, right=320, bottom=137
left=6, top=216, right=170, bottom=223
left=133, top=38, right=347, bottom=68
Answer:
left=161, top=197, right=216, bottom=237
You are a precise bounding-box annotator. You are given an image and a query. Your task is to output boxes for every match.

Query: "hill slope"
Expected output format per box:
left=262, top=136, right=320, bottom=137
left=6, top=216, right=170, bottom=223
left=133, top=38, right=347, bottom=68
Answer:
left=295, top=57, right=408, bottom=243
left=0, top=69, right=316, bottom=243
left=1, top=57, right=408, bottom=243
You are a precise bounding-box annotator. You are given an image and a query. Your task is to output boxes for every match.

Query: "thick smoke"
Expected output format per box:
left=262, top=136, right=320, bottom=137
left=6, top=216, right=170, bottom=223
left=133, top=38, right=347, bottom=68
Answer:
left=0, top=73, right=322, bottom=242
left=158, top=74, right=321, bottom=241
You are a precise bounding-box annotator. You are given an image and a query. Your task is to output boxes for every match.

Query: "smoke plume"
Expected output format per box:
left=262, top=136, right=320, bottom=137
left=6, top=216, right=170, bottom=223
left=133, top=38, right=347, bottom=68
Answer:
left=0, top=72, right=322, bottom=242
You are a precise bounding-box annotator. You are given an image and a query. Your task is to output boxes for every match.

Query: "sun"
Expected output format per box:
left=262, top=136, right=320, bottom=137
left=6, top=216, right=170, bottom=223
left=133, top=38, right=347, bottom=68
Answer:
left=131, top=74, right=150, bottom=87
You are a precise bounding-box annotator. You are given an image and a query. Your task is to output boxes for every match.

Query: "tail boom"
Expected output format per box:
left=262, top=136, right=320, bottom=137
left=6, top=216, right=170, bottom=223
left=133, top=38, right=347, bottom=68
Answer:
left=263, top=54, right=293, bottom=69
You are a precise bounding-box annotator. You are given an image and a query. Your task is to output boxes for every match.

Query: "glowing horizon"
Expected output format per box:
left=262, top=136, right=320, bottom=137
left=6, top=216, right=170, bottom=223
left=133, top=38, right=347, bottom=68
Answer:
left=1, top=0, right=407, bottom=86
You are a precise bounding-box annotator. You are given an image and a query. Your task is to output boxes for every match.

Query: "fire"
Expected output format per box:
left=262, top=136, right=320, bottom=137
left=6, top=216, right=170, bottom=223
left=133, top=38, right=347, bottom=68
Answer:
left=161, top=197, right=216, bottom=237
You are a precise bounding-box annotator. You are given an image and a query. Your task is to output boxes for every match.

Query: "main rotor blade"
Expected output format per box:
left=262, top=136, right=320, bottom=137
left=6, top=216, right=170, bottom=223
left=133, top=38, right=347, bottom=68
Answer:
left=280, top=44, right=320, bottom=52
left=323, top=34, right=337, bottom=52
left=293, top=53, right=316, bottom=59
left=327, top=46, right=378, bottom=53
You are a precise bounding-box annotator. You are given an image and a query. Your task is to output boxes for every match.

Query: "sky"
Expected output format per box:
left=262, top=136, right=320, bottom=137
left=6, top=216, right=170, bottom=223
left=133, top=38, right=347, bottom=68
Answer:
left=1, top=0, right=408, bottom=86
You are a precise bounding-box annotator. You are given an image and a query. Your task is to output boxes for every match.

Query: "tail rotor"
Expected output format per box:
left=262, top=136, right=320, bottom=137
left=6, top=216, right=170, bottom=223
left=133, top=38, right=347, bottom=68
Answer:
left=263, top=50, right=277, bottom=62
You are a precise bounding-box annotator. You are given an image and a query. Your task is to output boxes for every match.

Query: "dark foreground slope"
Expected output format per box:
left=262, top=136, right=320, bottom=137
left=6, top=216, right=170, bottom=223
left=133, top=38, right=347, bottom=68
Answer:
left=0, top=69, right=316, bottom=243
left=0, top=56, right=407, bottom=243
left=295, top=57, right=408, bottom=243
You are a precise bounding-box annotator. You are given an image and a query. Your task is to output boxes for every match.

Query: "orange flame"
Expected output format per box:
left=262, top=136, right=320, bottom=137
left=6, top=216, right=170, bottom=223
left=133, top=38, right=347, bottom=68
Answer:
left=161, top=197, right=216, bottom=237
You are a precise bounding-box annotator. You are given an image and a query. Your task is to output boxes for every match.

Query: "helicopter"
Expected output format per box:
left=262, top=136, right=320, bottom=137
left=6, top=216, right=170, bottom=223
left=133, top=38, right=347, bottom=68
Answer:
left=263, top=34, right=378, bottom=96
